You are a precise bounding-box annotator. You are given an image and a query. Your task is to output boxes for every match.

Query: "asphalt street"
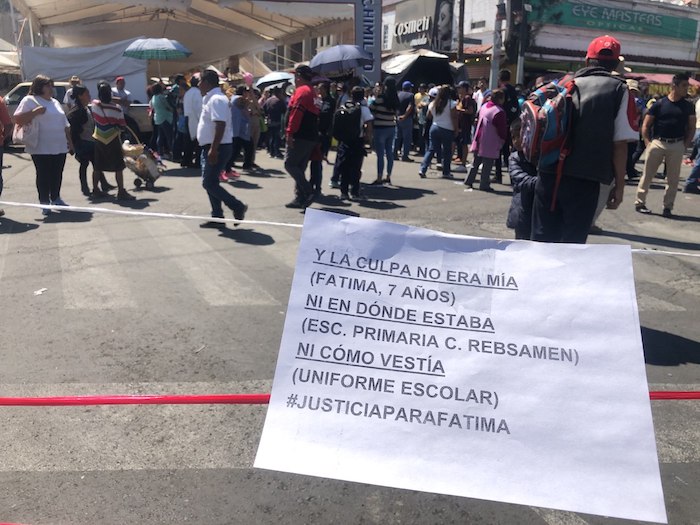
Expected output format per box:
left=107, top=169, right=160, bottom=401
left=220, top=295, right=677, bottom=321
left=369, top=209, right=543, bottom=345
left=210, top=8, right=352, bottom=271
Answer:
left=0, top=145, right=698, bottom=525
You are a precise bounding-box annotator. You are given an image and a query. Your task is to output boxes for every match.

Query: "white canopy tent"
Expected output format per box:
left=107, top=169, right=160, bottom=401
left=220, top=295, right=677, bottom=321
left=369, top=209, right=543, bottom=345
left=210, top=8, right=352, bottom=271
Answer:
left=9, top=0, right=354, bottom=77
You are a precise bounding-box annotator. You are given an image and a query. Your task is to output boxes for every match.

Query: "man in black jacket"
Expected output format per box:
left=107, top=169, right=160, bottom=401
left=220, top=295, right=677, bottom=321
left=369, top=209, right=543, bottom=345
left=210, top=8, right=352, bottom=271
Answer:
left=531, top=35, right=638, bottom=243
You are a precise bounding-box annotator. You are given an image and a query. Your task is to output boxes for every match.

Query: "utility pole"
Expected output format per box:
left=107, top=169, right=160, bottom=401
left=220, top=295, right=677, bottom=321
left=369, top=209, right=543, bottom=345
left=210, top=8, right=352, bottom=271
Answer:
left=489, top=0, right=505, bottom=89
left=457, top=0, right=465, bottom=62
left=516, top=3, right=531, bottom=85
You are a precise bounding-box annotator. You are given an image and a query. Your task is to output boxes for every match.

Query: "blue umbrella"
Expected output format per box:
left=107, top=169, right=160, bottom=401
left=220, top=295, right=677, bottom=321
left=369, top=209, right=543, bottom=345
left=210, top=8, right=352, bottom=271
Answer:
left=123, top=38, right=192, bottom=60
left=309, top=45, right=373, bottom=75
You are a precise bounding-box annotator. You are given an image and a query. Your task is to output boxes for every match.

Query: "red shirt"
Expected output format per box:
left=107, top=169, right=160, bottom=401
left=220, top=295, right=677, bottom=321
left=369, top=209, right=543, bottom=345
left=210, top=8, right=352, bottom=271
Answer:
left=286, top=83, right=320, bottom=140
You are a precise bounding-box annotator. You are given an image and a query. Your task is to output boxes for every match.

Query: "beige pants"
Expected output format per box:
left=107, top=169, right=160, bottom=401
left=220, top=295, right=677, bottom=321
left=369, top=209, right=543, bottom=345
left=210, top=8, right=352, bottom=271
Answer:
left=635, top=139, right=684, bottom=210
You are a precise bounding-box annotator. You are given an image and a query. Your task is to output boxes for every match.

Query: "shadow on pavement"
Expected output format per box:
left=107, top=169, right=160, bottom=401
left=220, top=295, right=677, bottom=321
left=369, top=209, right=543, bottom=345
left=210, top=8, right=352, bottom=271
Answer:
left=240, top=168, right=287, bottom=177
left=113, top=198, right=157, bottom=210
left=316, top=207, right=359, bottom=217
left=0, top=216, right=40, bottom=233
left=642, top=326, right=700, bottom=366
left=313, top=195, right=352, bottom=208
left=361, top=185, right=435, bottom=202
left=162, top=167, right=200, bottom=177
left=358, top=200, right=405, bottom=210
left=227, top=180, right=262, bottom=190
left=42, top=210, right=93, bottom=223
left=134, top=186, right=172, bottom=194
left=217, top=227, right=274, bottom=245
left=602, top=230, right=700, bottom=251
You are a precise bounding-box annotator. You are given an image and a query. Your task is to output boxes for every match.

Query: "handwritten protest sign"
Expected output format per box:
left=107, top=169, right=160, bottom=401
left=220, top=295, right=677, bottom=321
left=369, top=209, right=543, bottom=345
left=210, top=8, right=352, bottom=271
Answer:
left=255, top=209, right=666, bottom=523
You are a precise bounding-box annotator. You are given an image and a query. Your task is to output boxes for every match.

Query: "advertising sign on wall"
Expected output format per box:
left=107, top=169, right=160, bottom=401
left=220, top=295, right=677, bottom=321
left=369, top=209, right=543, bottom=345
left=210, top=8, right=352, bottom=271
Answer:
left=531, top=0, right=697, bottom=41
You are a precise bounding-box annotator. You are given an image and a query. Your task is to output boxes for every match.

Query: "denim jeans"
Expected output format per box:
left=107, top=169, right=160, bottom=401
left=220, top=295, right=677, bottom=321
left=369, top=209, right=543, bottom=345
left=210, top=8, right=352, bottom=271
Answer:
left=201, top=143, right=245, bottom=218
left=373, top=126, right=395, bottom=179
left=267, top=124, right=282, bottom=157
left=420, top=125, right=453, bottom=177
left=394, top=118, right=413, bottom=159
left=157, top=120, right=174, bottom=155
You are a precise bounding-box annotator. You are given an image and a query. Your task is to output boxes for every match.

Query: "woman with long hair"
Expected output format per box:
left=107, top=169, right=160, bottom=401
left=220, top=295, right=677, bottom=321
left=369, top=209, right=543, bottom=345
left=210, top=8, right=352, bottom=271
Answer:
left=67, top=85, right=115, bottom=197
left=13, top=74, right=74, bottom=215
left=419, top=84, right=458, bottom=179
left=369, top=76, right=400, bottom=185
left=92, top=81, right=135, bottom=200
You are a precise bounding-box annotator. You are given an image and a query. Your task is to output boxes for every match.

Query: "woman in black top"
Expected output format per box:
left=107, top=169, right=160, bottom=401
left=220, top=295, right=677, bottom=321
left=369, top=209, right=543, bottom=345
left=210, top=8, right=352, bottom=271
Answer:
left=66, top=85, right=114, bottom=197
left=369, top=77, right=399, bottom=185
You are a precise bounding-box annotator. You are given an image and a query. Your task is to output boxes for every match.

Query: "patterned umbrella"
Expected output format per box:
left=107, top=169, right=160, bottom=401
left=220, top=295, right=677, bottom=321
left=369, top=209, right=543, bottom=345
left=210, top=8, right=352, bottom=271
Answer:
left=123, top=38, right=192, bottom=60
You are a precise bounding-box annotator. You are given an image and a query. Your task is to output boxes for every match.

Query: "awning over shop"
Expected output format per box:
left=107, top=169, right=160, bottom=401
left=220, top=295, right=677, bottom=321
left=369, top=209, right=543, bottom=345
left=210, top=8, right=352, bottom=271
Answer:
left=10, top=0, right=353, bottom=76
left=382, top=49, right=449, bottom=75
left=630, top=73, right=700, bottom=87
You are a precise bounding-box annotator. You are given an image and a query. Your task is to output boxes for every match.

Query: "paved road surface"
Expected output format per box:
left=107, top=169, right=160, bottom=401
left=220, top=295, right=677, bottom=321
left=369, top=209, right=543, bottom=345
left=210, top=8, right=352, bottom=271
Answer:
left=0, top=146, right=698, bottom=524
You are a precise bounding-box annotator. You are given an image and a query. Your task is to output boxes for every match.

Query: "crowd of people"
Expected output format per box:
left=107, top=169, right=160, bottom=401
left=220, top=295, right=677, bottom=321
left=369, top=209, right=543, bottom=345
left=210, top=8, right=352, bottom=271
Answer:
left=0, top=33, right=696, bottom=240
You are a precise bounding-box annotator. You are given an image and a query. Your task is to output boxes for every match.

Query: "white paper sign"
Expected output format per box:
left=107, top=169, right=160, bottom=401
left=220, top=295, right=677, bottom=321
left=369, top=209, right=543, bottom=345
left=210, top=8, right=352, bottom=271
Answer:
left=255, top=209, right=666, bottom=524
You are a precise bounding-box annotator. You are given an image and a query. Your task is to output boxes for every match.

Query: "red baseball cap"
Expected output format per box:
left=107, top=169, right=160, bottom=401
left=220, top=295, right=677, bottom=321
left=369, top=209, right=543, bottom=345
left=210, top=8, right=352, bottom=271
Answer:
left=586, top=35, right=621, bottom=60
left=115, top=76, right=125, bottom=82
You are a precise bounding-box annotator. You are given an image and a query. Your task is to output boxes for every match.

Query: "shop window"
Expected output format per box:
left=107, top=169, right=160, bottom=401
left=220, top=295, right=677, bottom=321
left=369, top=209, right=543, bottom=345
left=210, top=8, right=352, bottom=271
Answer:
left=471, top=20, right=486, bottom=29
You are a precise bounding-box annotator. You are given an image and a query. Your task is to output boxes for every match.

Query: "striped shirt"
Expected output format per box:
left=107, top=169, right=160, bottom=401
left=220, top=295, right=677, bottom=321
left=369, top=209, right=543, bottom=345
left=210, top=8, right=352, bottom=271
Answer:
left=370, top=96, right=397, bottom=128
left=91, top=101, right=126, bottom=144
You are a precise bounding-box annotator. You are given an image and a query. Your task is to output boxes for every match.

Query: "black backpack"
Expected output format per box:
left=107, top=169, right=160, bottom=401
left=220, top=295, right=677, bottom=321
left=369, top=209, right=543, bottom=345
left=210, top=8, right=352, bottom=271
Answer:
left=332, top=102, right=362, bottom=144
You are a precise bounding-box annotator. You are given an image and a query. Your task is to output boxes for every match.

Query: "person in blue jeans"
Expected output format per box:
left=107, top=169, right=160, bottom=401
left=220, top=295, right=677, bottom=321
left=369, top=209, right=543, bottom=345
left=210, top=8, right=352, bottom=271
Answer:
left=369, top=76, right=399, bottom=185
left=419, top=85, right=458, bottom=179
left=394, top=81, right=415, bottom=161
left=196, top=70, right=247, bottom=229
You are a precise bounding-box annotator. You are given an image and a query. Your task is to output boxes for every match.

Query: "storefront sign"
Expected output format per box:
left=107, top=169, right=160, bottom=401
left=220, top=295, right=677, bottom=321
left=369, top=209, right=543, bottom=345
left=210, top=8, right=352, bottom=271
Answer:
left=394, top=16, right=431, bottom=37
left=532, top=0, right=697, bottom=41
left=355, top=0, right=382, bottom=83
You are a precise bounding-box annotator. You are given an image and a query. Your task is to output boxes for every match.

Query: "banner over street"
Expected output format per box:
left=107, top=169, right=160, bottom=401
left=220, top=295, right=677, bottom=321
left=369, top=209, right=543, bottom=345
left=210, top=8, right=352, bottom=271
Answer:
left=256, top=209, right=666, bottom=524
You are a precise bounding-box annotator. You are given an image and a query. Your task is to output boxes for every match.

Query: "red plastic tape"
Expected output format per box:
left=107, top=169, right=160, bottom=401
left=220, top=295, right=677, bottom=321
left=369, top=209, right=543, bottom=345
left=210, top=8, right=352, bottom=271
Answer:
left=0, top=392, right=697, bottom=406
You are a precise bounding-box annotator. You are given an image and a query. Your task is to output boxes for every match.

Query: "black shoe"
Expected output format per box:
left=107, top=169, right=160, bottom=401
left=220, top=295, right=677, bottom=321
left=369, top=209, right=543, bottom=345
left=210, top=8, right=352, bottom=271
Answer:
left=418, top=171, right=426, bottom=179
left=234, top=204, right=248, bottom=224
left=304, top=193, right=316, bottom=208
left=635, top=203, right=652, bottom=214
left=101, top=181, right=117, bottom=192
left=285, top=199, right=305, bottom=209
left=340, top=193, right=350, bottom=200
left=662, top=207, right=673, bottom=218
left=401, top=157, right=415, bottom=162
left=81, top=185, right=91, bottom=196
left=200, top=220, right=225, bottom=229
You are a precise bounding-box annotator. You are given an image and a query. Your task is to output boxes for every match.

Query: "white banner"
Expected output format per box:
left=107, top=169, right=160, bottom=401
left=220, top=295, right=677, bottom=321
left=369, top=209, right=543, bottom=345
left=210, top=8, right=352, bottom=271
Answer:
left=255, top=209, right=666, bottom=524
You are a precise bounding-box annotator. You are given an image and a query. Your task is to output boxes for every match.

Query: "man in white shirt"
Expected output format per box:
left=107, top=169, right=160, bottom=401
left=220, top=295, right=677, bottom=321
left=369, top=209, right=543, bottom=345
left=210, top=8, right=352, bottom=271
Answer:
left=111, top=76, right=132, bottom=114
left=196, top=69, right=247, bottom=229
left=63, top=75, right=81, bottom=109
left=183, top=76, right=203, bottom=168
left=473, top=78, right=487, bottom=112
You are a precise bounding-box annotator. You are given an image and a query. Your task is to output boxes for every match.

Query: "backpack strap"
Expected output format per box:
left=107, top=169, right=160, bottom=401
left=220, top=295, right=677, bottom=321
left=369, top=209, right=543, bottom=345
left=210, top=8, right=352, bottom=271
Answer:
left=550, top=80, right=578, bottom=212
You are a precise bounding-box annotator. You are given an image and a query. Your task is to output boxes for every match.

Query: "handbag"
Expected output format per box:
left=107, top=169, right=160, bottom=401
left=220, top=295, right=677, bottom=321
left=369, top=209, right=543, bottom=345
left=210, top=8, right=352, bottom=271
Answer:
left=13, top=95, right=40, bottom=148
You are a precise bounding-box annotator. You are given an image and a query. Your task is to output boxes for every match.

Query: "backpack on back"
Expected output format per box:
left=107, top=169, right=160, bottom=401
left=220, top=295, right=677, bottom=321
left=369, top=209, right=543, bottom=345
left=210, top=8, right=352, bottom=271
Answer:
left=520, top=76, right=577, bottom=168
left=332, top=102, right=362, bottom=144
left=519, top=76, right=577, bottom=210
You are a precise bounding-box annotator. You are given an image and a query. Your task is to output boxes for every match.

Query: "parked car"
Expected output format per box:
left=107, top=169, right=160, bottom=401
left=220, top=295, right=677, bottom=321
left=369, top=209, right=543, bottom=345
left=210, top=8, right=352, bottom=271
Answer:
left=3, top=81, right=152, bottom=146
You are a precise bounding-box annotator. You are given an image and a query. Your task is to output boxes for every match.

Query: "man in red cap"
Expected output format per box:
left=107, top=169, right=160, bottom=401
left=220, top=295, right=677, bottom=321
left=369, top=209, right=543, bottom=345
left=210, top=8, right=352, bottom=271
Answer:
left=111, top=76, right=132, bottom=115
left=531, top=35, right=638, bottom=243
